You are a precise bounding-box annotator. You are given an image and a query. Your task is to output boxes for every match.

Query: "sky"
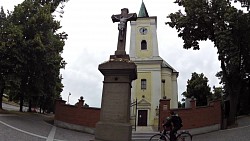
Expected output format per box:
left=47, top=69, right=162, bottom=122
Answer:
left=1, top=0, right=223, bottom=108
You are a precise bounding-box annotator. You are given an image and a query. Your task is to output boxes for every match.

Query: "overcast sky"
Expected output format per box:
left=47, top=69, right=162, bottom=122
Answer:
left=1, top=0, right=223, bottom=107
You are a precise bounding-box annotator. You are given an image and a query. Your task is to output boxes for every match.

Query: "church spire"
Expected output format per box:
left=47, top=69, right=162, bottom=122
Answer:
left=138, top=0, right=149, bottom=17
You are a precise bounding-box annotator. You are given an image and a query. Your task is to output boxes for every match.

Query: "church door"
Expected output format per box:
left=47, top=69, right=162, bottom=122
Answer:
left=138, top=110, right=147, bottom=126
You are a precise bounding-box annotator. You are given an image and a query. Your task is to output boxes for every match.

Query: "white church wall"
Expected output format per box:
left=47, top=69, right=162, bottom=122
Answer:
left=150, top=69, right=161, bottom=125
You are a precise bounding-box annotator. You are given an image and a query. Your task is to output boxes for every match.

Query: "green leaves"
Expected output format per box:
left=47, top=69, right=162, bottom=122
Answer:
left=168, top=0, right=250, bottom=123
left=0, top=0, right=69, bottom=112
left=167, top=0, right=216, bottom=50
left=182, top=72, right=212, bottom=106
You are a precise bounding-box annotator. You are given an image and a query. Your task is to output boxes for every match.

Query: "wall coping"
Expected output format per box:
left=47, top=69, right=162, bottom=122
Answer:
left=54, top=120, right=95, bottom=134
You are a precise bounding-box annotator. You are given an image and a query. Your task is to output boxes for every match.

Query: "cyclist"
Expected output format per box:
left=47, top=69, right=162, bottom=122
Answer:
left=163, top=111, right=183, bottom=141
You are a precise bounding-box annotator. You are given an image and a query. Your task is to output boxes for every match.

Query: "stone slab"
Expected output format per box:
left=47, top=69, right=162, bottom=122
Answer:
left=95, top=121, right=132, bottom=141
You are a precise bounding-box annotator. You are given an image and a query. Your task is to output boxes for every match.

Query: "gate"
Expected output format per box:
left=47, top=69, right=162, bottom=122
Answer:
left=130, top=98, right=137, bottom=131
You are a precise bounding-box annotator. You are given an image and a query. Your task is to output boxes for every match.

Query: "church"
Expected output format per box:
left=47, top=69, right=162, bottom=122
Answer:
left=129, top=1, right=179, bottom=129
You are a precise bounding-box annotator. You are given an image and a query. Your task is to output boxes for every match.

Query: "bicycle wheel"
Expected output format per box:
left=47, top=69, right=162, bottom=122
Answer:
left=149, top=133, right=168, bottom=141
left=176, top=132, right=192, bottom=141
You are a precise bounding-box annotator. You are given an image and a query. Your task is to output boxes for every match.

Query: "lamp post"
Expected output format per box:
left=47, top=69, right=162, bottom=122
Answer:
left=68, top=92, right=71, bottom=104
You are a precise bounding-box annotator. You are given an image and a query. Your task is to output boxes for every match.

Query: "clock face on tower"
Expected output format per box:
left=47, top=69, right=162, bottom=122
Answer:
left=139, top=27, right=148, bottom=35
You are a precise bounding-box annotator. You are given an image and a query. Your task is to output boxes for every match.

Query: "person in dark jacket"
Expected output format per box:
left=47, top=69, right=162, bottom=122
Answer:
left=163, top=111, right=183, bottom=141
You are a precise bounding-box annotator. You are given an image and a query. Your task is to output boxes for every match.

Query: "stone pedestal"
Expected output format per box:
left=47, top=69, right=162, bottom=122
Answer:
left=95, top=57, right=137, bottom=141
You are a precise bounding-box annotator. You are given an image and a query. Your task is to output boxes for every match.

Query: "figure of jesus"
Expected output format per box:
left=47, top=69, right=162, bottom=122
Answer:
left=111, top=8, right=137, bottom=56
left=118, top=16, right=127, bottom=41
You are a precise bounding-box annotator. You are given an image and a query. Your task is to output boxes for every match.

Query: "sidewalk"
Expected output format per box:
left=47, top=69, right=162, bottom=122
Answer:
left=236, top=115, right=250, bottom=128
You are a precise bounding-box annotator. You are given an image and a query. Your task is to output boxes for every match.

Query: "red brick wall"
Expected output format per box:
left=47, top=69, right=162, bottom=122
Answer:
left=54, top=99, right=100, bottom=128
left=159, top=99, right=222, bottom=130
left=55, top=98, right=221, bottom=130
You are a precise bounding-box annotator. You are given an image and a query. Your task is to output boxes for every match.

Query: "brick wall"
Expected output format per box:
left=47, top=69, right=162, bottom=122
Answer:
left=55, top=97, right=222, bottom=132
left=54, top=98, right=100, bottom=128
left=159, top=98, right=222, bottom=130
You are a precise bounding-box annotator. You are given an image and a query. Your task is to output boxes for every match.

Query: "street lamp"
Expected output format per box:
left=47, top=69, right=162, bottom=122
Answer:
left=68, top=92, right=71, bottom=104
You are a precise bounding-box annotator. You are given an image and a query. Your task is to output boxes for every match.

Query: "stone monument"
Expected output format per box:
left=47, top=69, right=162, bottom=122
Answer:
left=94, top=8, right=137, bottom=141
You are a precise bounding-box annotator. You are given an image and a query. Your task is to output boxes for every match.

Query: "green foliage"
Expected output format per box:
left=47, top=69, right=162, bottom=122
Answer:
left=0, top=0, right=68, bottom=112
left=178, top=101, right=185, bottom=108
left=212, top=86, right=223, bottom=100
left=167, top=0, right=250, bottom=124
left=182, top=72, right=212, bottom=106
left=174, top=0, right=250, bottom=10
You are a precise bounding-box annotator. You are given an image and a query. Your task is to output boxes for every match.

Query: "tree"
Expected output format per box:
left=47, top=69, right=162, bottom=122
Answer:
left=1, top=0, right=68, bottom=112
left=0, top=7, right=7, bottom=109
left=182, top=72, right=212, bottom=106
left=211, top=86, right=223, bottom=100
left=0, top=7, right=23, bottom=109
left=167, top=0, right=250, bottom=125
left=178, top=100, right=185, bottom=108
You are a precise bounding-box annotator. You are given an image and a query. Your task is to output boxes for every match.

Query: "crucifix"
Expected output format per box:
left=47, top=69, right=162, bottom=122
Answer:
left=111, top=8, right=137, bottom=56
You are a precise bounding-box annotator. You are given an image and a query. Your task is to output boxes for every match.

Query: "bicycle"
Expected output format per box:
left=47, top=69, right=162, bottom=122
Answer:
left=149, top=130, right=192, bottom=141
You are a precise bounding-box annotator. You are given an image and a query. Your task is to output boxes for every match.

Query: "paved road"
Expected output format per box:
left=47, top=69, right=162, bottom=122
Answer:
left=1, top=103, right=250, bottom=141
left=0, top=113, right=94, bottom=141
left=193, top=125, right=250, bottom=141
left=1, top=103, right=94, bottom=141
left=2, top=103, right=28, bottom=111
left=192, top=116, right=250, bottom=141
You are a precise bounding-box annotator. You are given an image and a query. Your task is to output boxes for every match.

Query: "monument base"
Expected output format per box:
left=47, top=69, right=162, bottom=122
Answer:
left=110, top=54, right=130, bottom=60
left=95, top=121, right=132, bottom=141
left=95, top=56, right=137, bottom=141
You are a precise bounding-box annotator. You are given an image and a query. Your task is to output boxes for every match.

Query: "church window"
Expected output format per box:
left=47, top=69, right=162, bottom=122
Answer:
left=141, top=79, right=147, bottom=90
left=141, top=40, right=147, bottom=50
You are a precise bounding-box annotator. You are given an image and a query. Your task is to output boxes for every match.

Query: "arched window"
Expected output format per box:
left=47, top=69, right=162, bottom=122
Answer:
left=141, top=40, right=147, bottom=50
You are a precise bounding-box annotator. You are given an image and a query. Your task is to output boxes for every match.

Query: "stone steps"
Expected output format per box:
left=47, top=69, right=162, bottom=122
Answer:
left=132, top=132, right=158, bottom=141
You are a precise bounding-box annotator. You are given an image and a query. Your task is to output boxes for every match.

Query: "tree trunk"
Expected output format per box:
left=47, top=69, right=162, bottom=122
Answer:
left=228, top=93, right=239, bottom=125
left=0, top=87, right=3, bottom=109
left=220, top=58, right=241, bottom=126
left=19, top=77, right=28, bottom=112
left=0, top=80, right=5, bottom=109
left=28, top=98, right=32, bottom=112
left=19, top=92, right=24, bottom=112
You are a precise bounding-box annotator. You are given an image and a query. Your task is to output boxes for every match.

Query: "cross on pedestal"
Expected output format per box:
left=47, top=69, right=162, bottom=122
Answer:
left=111, top=8, right=137, bottom=56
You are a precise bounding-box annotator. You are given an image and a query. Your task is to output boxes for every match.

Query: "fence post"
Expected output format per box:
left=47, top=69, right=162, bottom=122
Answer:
left=159, top=98, right=171, bottom=131
left=190, top=98, right=196, bottom=109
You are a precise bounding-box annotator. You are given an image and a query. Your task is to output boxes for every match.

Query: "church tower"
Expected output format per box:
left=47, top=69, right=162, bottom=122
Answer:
left=130, top=1, right=179, bottom=129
